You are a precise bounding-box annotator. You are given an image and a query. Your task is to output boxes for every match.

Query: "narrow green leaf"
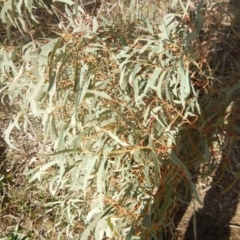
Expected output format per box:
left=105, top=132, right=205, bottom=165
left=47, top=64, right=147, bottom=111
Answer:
left=54, top=0, right=75, bottom=5
left=92, top=17, right=98, bottom=32
left=141, top=67, right=161, bottom=99
left=80, top=212, right=103, bottom=240
left=97, top=153, right=108, bottom=210
left=104, top=129, right=129, bottom=147
left=75, top=64, right=91, bottom=107
left=83, top=156, right=98, bottom=198
left=57, top=124, right=67, bottom=151
left=191, top=182, right=203, bottom=205
left=196, top=0, right=205, bottom=33
left=185, top=31, right=199, bottom=47
left=169, top=151, right=191, bottom=180
left=156, top=70, right=168, bottom=99
left=221, top=171, right=240, bottom=195
left=29, top=159, right=61, bottom=182
left=129, top=63, right=142, bottom=106
left=87, top=90, right=112, bottom=100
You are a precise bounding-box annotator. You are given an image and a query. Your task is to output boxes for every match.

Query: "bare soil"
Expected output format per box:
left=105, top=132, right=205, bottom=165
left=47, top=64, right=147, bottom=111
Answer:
left=176, top=174, right=240, bottom=240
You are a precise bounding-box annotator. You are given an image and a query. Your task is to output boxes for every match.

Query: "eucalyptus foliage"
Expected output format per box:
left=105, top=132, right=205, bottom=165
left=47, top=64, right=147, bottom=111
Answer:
left=1, top=0, right=238, bottom=239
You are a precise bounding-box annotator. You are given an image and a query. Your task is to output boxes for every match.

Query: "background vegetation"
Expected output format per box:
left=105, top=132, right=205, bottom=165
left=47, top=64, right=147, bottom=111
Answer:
left=0, top=0, right=240, bottom=239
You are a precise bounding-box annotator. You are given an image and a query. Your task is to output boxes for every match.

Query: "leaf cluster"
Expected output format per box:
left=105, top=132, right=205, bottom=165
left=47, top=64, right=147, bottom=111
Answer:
left=1, top=0, right=240, bottom=239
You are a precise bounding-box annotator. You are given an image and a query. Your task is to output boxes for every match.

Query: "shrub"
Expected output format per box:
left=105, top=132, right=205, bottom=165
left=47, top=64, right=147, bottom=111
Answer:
left=1, top=0, right=240, bottom=239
